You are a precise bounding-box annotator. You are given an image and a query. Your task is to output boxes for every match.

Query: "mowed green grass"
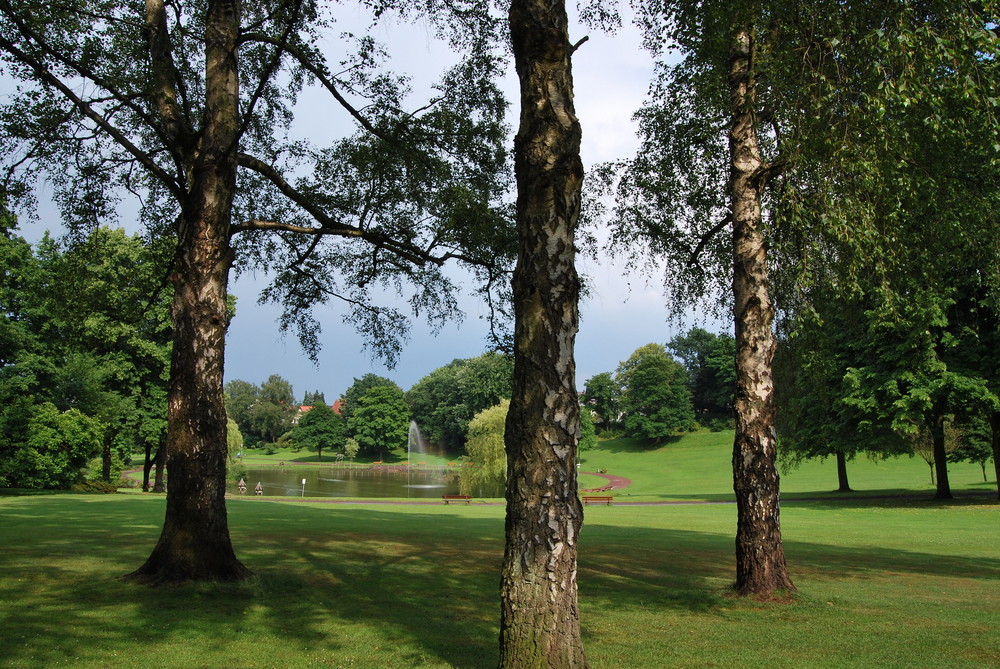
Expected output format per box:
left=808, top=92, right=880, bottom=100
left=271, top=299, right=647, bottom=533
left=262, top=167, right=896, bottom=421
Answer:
left=2, top=432, right=998, bottom=668
left=1, top=490, right=998, bottom=668
left=581, top=430, right=996, bottom=501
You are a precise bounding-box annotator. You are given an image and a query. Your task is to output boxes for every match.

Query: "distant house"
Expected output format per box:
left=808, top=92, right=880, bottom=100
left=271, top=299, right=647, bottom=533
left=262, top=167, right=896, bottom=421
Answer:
left=293, top=399, right=343, bottom=424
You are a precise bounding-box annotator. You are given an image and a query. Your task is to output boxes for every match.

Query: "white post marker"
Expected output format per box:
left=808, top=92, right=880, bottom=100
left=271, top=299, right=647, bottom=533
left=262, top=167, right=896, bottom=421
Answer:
left=301, top=478, right=306, bottom=497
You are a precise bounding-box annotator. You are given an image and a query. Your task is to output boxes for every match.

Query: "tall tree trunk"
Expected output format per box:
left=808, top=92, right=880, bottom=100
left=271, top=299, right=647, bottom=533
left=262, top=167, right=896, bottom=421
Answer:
left=499, top=0, right=588, bottom=666
left=991, top=412, right=1000, bottom=501
left=835, top=451, right=852, bottom=492
left=729, top=27, right=795, bottom=597
left=142, top=441, right=153, bottom=492
left=126, top=0, right=248, bottom=583
left=102, top=435, right=113, bottom=482
left=152, top=441, right=166, bottom=493
left=931, top=413, right=952, bottom=500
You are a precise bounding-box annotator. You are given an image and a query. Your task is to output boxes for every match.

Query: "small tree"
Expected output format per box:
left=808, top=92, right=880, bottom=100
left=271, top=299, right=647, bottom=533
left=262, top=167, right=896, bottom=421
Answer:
left=460, top=400, right=508, bottom=497
left=292, top=403, right=344, bottom=461
left=579, top=409, right=597, bottom=452
left=343, top=438, right=360, bottom=463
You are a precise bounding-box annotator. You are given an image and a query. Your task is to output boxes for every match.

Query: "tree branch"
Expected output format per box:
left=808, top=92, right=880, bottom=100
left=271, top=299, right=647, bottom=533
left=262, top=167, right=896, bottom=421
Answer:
left=144, top=0, right=194, bottom=163
left=238, top=32, right=396, bottom=143
left=237, top=0, right=305, bottom=143
left=0, top=0, right=179, bottom=163
left=0, top=33, right=185, bottom=200
left=234, top=153, right=498, bottom=271
left=687, top=214, right=732, bottom=269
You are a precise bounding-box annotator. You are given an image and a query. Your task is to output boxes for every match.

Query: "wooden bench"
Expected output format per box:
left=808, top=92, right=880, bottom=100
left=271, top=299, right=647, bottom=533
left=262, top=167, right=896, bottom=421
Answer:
left=582, top=495, right=613, bottom=506
left=442, top=494, right=472, bottom=505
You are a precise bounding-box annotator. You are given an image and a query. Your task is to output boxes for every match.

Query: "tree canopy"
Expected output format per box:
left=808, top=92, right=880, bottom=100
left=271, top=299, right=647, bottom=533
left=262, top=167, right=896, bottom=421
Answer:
left=351, top=385, right=410, bottom=460
left=0, top=0, right=516, bottom=583
left=291, top=401, right=344, bottom=461
left=0, top=216, right=172, bottom=488
left=617, top=343, right=696, bottom=441
left=405, top=351, right=514, bottom=451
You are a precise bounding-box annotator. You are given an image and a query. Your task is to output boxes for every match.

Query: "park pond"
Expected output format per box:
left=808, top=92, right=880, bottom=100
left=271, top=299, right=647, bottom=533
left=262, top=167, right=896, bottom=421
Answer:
left=230, top=465, right=464, bottom=499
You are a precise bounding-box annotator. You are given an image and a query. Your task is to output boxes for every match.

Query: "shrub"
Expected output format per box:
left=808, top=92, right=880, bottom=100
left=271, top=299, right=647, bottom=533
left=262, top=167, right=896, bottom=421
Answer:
left=70, top=479, right=118, bottom=494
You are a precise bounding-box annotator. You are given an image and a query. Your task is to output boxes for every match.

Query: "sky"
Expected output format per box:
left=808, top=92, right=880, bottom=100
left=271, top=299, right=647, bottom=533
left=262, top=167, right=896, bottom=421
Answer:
left=7, top=6, right=726, bottom=400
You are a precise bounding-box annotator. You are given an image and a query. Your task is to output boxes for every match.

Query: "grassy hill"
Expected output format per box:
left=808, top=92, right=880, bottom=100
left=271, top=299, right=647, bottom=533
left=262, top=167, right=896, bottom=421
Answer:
left=580, top=429, right=995, bottom=501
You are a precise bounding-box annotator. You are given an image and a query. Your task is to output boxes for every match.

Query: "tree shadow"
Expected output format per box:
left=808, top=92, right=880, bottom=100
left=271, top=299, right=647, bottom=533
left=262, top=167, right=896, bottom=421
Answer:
left=590, top=435, right=682, bottom=454
left=1, top=497, right=998, bottom=668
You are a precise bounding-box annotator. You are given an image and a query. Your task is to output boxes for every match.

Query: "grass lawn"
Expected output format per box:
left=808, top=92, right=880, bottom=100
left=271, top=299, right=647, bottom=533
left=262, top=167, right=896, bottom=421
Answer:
left=3, top=431, right=998, bottom=667
left=1, top=490, right=998, bottom=668
left=581, top=430, right=996, bottom=502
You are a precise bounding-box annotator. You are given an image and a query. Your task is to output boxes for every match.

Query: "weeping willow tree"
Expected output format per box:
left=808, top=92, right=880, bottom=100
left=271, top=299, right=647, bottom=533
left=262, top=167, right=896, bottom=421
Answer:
left=459, top=399, right=508, bottom=497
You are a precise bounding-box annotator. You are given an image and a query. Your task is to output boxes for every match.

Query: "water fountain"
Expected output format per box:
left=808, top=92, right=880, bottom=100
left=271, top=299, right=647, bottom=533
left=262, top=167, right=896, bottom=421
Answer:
left=406, top=420, right=447, bottom=496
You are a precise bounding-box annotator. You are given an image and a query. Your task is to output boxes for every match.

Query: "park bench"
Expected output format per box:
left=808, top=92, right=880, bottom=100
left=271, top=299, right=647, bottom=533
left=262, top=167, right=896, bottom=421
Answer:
left=582, top=495, right=614, bottom=506
left=441, top=494, right=472, bottom=505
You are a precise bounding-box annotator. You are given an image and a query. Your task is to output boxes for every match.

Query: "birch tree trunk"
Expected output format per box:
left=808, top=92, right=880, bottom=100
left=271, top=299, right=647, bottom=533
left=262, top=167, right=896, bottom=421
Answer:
left=499, top=0, right=588, bottom=665
left=729, top=27, right=795, bottom=597
left=126, top=0, right=248, bottom=583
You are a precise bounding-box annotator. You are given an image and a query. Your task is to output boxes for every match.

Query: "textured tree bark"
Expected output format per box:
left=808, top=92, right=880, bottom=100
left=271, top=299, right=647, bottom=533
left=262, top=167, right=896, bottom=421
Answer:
left=498, top=0, right=588, bottom=666
left=729, top=28, right=795, bottom=597
left=835, top=452, right=852, bottom=492
left=152, top=443, right=166, bottom=493
left=125, top=0, right=248, bottom=583
left=931, top=412, right=953, bottom=500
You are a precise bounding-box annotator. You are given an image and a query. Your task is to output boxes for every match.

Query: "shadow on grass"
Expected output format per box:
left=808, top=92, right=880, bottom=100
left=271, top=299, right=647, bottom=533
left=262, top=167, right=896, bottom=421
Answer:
left=593, top=436, right=683, bottom=454
left=1, top=496, right=998, bottom=668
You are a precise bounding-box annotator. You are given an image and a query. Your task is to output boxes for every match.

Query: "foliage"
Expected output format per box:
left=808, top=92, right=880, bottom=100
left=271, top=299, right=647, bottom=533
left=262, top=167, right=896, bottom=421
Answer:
left=351, top=385, right=410, bottom=459
left=459, top=400, right=508, bottom=497
left=582, top=371, right=621, bottom=430
left=777, top=282, right=1000, bottom=497
left=0, top=0, right=516, bottom=364
left=343, top=438, right=360, bottom=462
left=617, top=343, right=696, bottom=442
left=0, top=401, right=104, bottom=488
left=226, top=418, right=244, bottom=457
left=302, top=390, right=326, bottom=406
left=406, top=352, right=514, bottom=451
left=0, top=220, right=172, bottom=487
left=70, top=479, right=118, bottom=494
left=341, top=373, right=398, bottom=437
left=579, top=408, right=597, bottom=452
left=224, top=375, right=299, bottom=447
left=666, top=327, right=734, bottom=417
left=291, top=402, right=344, bottom=461
left=592, top=1, right=1000, bottom=316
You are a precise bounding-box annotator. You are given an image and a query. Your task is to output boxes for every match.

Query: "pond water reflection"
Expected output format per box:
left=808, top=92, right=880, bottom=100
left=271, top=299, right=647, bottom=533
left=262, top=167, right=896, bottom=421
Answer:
left=230, top=465, right=461, bottom=499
